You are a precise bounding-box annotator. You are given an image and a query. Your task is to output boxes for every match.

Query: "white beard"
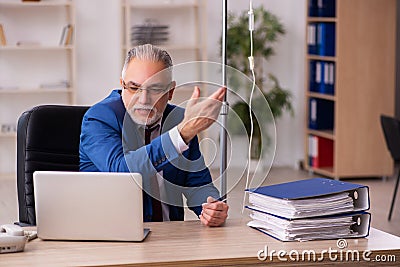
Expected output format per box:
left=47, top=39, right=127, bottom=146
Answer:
left=128, top=104, right=162, bottom=126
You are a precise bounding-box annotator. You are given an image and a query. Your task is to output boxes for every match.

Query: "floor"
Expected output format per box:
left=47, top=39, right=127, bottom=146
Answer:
left=1, top=167, right=399, bottom=237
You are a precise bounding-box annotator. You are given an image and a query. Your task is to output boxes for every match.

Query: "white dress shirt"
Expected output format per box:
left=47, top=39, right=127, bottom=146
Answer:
left=145, top=123, right=189, bottom=221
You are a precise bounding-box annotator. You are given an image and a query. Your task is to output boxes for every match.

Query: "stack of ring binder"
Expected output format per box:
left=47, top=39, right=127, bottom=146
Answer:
left=246, top=178, right=371, bottom=241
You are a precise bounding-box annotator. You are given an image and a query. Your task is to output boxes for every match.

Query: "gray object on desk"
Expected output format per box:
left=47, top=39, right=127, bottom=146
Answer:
left=33, top=171, right=149, bottom=242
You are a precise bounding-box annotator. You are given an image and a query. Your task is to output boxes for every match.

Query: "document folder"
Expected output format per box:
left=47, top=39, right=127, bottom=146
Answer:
left=308, top=135, right=334, bottom=168
left=317, top=0, right=336, bottom=18
left=246, top=178, right=370, bottom=219
left=307, top=23, right=318, bottom=55
left=308, top=0, right=336, bottom=18
left=247, top=210, right=371, bottom=242
left=246, top=178, right=371, bottom=241
left=317, top=22, right=335, bottom=57
left=308, top=98, right=334, bottom=130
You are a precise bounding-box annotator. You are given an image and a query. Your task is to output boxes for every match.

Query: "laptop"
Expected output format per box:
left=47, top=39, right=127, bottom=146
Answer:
left=33, top=171, right=150, bottom=241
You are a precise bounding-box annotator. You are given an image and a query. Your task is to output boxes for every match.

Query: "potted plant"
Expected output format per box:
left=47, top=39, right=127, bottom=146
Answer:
left=224, top=6, right=293, bottom=159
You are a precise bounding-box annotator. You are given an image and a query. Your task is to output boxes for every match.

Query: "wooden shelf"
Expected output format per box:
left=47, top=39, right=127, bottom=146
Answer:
left=0, top=0, right=72, bottom=7
left=0, top=132, right=16, bottom=138
left=122, top=45, right=200, bottom=51
left=307, top=17, right=337, bottom=23
left=307, top=166, right=335, bottom=178
left=307, top=92, right=336, bottom=101
left=0, top=45, right=73, bottom=51
left=160, top=45, right=201, bottom=50
left=307, top=129, right=335, bottom=140
left=0, top=173, right=15, bottom=180
left=0, top=0, right=76, bottom=176
left=124, top=2, right=198, bottom=9
left=0, top=88, right=73, bottom=94
left=307, top=55, right=336, bottom=62
left=121, top=0, right=207, bottom=64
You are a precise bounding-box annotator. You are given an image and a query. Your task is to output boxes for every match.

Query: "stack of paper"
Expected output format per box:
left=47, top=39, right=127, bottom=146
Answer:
left=246, top=178, right=371, bottom=241
left=248, top=192, right=354, bottom=219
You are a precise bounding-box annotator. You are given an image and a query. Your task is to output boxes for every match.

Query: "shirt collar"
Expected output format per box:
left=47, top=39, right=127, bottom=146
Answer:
left=137, top=117, right=162, bottom=135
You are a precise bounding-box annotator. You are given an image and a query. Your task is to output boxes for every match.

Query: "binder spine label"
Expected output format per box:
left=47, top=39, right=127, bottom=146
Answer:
left=309, top=60, right=335, bottom=95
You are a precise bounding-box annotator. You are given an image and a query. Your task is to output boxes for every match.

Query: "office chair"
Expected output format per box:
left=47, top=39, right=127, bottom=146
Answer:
left=380, top=114, right=400, bottom=221
left=16, top=105, right=89, bottom=226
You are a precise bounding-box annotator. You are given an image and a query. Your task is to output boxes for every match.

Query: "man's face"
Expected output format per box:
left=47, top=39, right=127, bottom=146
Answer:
left=120, top=58, right=174, bottom=126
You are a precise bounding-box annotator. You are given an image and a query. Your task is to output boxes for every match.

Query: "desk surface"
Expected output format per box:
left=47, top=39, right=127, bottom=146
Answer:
left=1, top=219, right=400, bottom=266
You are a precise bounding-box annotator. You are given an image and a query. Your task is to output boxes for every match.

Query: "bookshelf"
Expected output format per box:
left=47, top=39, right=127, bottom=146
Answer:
left=0, top=0, right=76, bottom=176
left=121, top=0, right=207, bottom=98
left=305, top=0, right=396, bottom=179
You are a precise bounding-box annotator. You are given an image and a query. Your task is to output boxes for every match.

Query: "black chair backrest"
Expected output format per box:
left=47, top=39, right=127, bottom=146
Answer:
left=17, top=105, right=89, bottom=226
left=380, top=114, right=400, bottom=162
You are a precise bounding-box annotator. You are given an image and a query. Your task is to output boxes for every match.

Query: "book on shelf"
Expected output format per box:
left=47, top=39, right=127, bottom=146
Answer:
left=0, top=24, right=7, bottom=46
left=308, top=135, right=334, bottom=168
left=39, top=80, right=70, bottom=89
left=309, top=60, right=335, bottom=95
left=308, top=97, right=334, bottom=130
left=317, top=22, right=335, bottom=56
left=308, top=0, right=318, bottom=17
left=308, top=0, right=336, bottom=18
left=1, top=123, right=17, bottom=134
left=318, top=0, right=336, bottom=17
left=309, top=60, right=317, bottom=92
left=16, top=41, right=41, bottom=46
left=307, top=23, right=318, bottom=55
left=59, top=24, right=73, bottom=46
left=246, top=178, right=371, bottom=241
left=307, top=22, right=335, bottom=57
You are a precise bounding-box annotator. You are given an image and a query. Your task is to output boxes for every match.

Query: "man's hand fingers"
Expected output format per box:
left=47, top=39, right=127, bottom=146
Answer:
left=201, top=196, right=228, bottom=227
left=202, top=207, right=227, bottom=219
left=203, top=202, right=225, bottom=211
left=202, top=199, right=228, bottom=211
left=187, top=86, right=200, bottom=107
left=203, top=196, right=219, bottom=209
left=207, top=196, right=216, bottom=203
left=181, top=87, right=226, bottom=141
left=209, top=87, right=226, bottom=101
left=200, top=214, right=216, bottom=226
left=200, top=212, right=224, bottom=227
left=217, top=87, right=227, bottom=101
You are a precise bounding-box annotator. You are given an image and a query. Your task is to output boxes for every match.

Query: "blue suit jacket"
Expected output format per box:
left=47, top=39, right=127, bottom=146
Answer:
left=79, top=90, right=220, bottom=221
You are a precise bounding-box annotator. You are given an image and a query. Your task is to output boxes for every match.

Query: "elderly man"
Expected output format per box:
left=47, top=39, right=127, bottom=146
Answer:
left=80, top=44, right=228, bottom=226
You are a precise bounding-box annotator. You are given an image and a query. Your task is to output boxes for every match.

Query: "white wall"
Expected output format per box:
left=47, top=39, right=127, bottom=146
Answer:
left=74, top=0, right=306, bottom=167
left=262, top=0, right=306, bottom=167
left=75, top=0, right=122, bottom=105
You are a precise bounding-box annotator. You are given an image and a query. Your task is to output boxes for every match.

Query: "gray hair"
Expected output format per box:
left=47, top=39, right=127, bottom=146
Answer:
left=121, top=44, right=173, bottom=79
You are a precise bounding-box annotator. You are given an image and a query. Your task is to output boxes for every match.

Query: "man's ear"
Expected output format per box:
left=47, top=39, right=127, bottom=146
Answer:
left=120, top=78, right=124, bottom=87
left=168, top=81, right=176, bottom=100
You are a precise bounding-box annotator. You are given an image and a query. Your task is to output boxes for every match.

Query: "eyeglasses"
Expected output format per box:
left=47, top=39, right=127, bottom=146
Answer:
left=122, top=80, right=172, bottom=96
